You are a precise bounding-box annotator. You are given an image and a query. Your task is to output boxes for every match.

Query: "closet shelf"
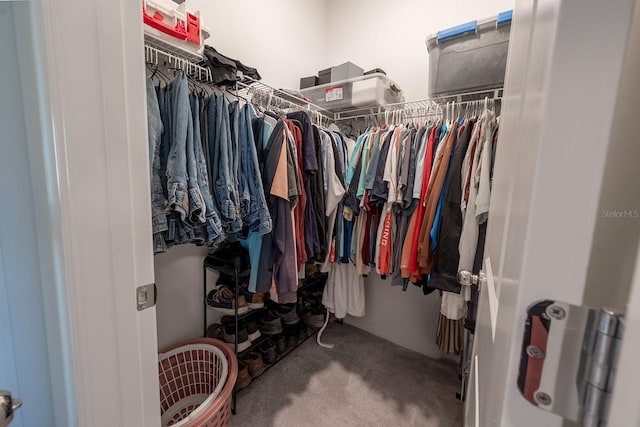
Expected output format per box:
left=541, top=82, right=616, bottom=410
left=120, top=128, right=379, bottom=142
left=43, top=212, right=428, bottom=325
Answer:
left=146, top=39, right=502, bottom=128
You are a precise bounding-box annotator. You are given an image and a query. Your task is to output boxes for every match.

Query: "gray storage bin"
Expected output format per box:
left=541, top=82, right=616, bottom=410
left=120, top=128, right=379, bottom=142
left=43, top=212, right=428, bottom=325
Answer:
left=426, top=10, right=512, bottom=97
left=300, top=75, right=319, bottom=89
left=300, top=73, right=404, bottom=112
left=317, top=62, right=364, bottom=85
left=330, top=62, right=364, bottom=82
left=318, top=68, right=331, bottom=85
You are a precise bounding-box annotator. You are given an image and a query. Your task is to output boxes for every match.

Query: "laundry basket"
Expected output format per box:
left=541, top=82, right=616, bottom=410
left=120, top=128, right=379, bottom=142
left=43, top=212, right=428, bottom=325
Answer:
left=158, top=338, right=238, bottom=427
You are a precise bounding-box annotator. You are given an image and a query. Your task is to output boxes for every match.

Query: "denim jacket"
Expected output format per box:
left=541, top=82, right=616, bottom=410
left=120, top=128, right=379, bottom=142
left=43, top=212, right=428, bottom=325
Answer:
left=190, top=94, right=225, bottom=246
left=231, top=101, right=250, bottom=221
left=146, top=78, right=169, bottom=253
left=240, top=104, right=272, bottom=235
left=208, top=93, right=242, bottom=233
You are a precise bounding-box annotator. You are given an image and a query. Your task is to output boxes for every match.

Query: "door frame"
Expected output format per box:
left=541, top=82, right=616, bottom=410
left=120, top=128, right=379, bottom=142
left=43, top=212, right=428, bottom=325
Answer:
left=22, top=0, right=161, bottom=425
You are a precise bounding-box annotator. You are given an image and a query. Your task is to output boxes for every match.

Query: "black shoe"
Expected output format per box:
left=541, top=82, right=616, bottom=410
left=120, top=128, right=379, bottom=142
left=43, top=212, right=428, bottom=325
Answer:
left=273, top=303, right=300, bottom=325
left=222, top=319, right=251, bottom=352
left=258, top=340, right=277, bottom=365
left=283, top=325, right=298, bottom=349
left=259, top=310, right=283, bottom=335
left=206, top=323, right=224, bottom=340
left=302, top=305, right=326, bottom=328
left=246, top=318, right=261, bottom=342
left=270, top=334, right=286, bottom=354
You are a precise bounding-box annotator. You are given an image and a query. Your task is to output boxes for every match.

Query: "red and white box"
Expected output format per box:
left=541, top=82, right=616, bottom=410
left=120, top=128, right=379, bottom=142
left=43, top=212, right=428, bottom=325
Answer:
left=143, top=0, right=210, bottom=56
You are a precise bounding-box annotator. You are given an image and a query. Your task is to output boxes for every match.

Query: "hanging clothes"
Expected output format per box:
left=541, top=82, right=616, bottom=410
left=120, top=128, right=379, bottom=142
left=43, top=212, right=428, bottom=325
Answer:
left=146, top=69, right=350, bottom=305
left=428, top=119, right=475, bottom=294
left=334, top=105, right=500, bottom=353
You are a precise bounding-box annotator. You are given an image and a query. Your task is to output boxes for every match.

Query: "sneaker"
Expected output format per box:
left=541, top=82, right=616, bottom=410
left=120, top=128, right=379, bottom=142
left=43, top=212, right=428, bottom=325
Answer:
left=302, top=306, right=326, bottom=328
left=235, top=361, right=252, bottom=391
left=270, top=334, right=286, bottom=354
left=258, top=310, right=283, bottom=335
left=240, top=352, right=265, bottom=378
left=206, top=323, right=224, bottom=340
left=274, top=303, right=299, bottom=325
left=206, top=286, right=249, bottom=315
left=258, top=340, right=277, bottom=365
left=222, top=321, right=251, bottom=352
left=239, top=287, right=266, bottom=309
left=246, top=318, right=261, bottom=342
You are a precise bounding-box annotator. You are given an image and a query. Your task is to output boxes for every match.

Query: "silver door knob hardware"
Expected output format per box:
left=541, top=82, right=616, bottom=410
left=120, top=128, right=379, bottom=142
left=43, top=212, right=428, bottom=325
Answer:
left=0, top=390, right=22, bottom=427
left=457, top=270, right=485, bottom=286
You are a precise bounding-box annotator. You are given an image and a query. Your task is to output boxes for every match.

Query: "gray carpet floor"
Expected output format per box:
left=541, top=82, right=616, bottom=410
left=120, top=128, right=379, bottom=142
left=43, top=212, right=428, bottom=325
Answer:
left=230, top=322, right=463, bottom=427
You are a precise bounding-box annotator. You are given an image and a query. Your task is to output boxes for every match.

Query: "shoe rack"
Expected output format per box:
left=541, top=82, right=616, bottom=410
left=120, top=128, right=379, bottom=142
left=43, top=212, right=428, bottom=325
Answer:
left=202, top=251, right=326, bottom=415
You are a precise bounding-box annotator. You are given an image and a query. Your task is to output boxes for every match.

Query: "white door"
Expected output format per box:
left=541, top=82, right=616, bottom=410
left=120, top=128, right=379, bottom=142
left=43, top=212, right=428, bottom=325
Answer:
left=0, top=0, right=161, bottom=426
left=466, top=0, right=640, bottom=426
left=1, top=3, right=61, bottom=425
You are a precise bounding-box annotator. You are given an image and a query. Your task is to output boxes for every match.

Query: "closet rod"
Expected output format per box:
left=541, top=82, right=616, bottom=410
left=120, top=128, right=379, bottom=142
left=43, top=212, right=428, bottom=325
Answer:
left=333, top=88, right=503, bottom=122
left=333, top=99, right=441, bottom=121
left=236, top=76, right=335, bottom=121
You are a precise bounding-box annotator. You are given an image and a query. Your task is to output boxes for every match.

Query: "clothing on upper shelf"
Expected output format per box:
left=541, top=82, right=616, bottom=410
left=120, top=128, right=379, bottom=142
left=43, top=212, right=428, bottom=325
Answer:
left=201, top=45, right=262, bottom=86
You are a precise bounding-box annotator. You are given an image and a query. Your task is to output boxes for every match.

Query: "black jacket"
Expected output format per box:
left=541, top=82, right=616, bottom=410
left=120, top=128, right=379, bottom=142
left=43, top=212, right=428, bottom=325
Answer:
left=428, top=120, right=475, bottom=293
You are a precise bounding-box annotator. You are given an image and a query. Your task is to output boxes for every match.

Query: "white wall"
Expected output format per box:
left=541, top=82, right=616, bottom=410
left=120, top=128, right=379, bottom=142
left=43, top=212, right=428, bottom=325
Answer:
left=326, top=0, right=514, bottom=101
left=189, top=0, right=329, bottom=90
left=326, top=0, right=513, bottom=357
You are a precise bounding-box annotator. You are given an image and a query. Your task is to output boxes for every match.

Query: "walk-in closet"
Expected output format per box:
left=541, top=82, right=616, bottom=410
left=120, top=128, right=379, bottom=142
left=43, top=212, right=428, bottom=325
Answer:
left=4, top=1, right=640, bottom=426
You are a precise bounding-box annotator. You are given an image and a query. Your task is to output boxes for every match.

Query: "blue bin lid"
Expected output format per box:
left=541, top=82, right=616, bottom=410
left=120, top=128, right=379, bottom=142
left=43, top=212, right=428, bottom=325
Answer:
left=433, top=9, right=513, bottom=43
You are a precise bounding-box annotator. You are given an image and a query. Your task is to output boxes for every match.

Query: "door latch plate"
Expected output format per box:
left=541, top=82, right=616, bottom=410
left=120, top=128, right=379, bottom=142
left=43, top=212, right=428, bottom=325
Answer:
left=136, top=283, right=157, bottom=311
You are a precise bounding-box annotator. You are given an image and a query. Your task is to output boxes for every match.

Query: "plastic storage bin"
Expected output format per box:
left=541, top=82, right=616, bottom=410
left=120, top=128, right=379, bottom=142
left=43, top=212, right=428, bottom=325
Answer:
left=426, top=10, right=512, bottom=97
left=300, top=73, right=404, bottom=111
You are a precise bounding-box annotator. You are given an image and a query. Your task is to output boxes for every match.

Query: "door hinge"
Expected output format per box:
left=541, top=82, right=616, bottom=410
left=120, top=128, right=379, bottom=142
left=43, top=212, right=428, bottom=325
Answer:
left=136, top=283, right=156, bottom=311
left=517, top=300, right=624, bottom=427
left=579, top=308, right=623, bottom=427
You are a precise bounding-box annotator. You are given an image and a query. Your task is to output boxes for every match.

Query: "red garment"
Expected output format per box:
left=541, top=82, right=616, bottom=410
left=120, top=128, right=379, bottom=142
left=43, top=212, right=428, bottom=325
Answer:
left=285, top=120, right=307, bottom=270
left=378, top=210, right=394, bottom=275
left=408, top=126, right=437, bottom=281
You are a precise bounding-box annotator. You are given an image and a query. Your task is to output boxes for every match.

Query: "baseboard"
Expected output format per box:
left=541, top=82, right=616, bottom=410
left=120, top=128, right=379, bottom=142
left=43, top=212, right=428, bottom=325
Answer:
left=344, top=317, right=444, bottom=360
